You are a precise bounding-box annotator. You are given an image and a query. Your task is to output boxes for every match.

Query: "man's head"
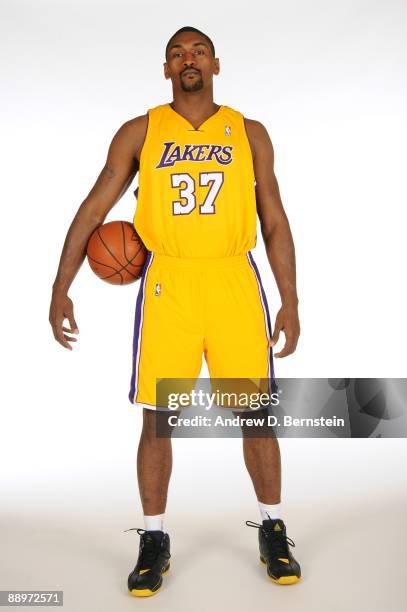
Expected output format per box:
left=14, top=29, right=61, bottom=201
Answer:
left=164, top=26, right=220, bottom=93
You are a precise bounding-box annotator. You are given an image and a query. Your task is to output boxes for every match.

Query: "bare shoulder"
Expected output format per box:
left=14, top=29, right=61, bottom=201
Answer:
left=243, top=117, right=273, bottom=160
left=244, top=117, right=272, bottom=144
left=124, top=113, right=149, bottom=131
left=111, top=114, right=149, bottom=162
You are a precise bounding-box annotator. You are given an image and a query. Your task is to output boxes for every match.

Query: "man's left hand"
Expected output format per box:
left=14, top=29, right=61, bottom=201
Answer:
left=269, top=305, right=300, bottom=358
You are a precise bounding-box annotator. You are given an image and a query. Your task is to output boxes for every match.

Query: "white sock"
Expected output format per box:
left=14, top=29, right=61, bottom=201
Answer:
left=143, top=514, right=164, bottom=532
left=258, top=501, right=281, bottom=521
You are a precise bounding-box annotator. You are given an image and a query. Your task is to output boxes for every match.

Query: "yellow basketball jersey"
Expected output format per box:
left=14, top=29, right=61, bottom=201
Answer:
left=133, top=102, right=257, bottom=258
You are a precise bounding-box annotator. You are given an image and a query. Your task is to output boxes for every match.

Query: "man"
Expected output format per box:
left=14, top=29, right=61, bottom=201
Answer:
left=49, top=26, right=301, bottom=596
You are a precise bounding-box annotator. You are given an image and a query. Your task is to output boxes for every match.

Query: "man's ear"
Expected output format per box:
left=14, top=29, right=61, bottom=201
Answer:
left=163, top=62, right=170, bottom=80
left=213, top=58, right=220, bottom=76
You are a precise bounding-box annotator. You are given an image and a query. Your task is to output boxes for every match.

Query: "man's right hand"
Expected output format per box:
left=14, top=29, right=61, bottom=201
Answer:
left=49, top=291, right=79, bottom=350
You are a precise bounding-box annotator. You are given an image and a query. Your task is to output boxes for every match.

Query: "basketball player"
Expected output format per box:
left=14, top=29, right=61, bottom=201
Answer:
left=49, top=26, right=301, bottom=596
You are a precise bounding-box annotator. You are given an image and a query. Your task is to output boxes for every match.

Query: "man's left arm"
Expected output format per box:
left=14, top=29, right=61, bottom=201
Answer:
left=244, top=118, right=300, bottom=357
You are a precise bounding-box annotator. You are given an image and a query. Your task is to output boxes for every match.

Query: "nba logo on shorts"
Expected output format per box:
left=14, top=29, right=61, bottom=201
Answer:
left=225, top=125, right=231, bottom=136
left=155, top=283, right=161, bottom=296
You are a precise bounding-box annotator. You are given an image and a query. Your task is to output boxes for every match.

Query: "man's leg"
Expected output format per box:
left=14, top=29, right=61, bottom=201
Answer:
left=127, top=409, right=173, bottom=598
left=127, top=253, right=203, bottom=596
left=239, top=414, right=301, bottom=584
left=242, top=432, right=281, bottom=505
left=203, top=252, right=301, bottom=583
left=137, top=408, right=173, bottom=516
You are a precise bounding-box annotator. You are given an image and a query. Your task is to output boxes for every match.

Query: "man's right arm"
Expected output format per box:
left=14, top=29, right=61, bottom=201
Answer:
left=49, top=114, right=148, bottom=350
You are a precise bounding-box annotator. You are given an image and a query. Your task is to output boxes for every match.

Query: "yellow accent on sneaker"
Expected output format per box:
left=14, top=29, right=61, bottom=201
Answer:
left=129, top=588, right=159, bottom=597
left=138, top=564, right=170, bottom=576
left=269, top=575, right=300, bottom=585
left=277, top=558, right=289, bottom=563
left=261, top=557, right=300, bottom=584
left=128, top=564, right=170, bottom=597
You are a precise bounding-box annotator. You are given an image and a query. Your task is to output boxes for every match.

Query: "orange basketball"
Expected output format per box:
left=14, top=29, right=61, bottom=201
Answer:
left=86, top=221, right=146, bottom=285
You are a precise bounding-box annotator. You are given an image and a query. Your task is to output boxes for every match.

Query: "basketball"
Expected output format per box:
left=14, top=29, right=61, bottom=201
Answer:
left=86, top=220, right=146, bottom=285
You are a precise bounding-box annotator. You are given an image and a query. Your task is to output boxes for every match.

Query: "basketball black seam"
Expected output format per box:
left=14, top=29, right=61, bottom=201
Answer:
left=86, top=255, right=124, bottom=283
left=87, top=254, right=142, bottom=281
left=96, top=228, right=126, bottom=269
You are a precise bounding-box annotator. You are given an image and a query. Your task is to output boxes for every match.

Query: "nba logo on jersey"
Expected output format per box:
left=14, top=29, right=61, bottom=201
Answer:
left=225, top=125, right=231, bottom=136
left=155, top=283, right=161, bottom=296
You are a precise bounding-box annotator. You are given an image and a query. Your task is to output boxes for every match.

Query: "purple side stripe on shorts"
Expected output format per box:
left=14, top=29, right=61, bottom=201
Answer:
left=247, top=251, right=278, bottom=395
left=128, top=250, right=154, bottom=404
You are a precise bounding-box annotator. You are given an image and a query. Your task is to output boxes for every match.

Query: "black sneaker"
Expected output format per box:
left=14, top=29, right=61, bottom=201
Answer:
left=125, top=528, right=171, bottom=597
left=246, top=518, right=301, bottom=584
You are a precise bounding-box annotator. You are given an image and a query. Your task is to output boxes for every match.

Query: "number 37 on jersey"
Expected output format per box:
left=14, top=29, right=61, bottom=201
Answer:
left=171, top=172, right=224, bottom=216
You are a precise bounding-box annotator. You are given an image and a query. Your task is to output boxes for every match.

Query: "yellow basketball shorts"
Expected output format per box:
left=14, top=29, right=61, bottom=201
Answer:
left=128, top=251, right=277, bottom=410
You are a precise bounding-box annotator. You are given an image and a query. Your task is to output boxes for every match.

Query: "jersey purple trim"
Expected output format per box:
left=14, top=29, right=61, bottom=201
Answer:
left=247, top=251, right=278, bottom=396
left=128, top=250, right=153, bottom=404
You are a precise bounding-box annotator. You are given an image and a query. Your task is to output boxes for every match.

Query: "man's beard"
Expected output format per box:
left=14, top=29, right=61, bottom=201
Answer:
left=180, top=75, right=204, bottom=92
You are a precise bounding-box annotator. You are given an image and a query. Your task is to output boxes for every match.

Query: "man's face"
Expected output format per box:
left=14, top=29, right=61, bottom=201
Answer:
left=164, top=32, right=220, bottom=92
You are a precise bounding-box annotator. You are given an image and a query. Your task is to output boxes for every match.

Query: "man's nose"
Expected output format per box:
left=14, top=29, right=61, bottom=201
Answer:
left=183, top=51, right=196, bottom=65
